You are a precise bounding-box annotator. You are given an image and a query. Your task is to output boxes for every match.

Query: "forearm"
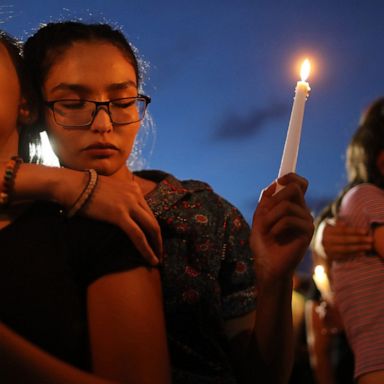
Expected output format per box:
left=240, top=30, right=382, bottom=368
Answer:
left=305, top=301, right=337, bottom=384
left=0, top=162, right=162, bottom=264
left=250, top=277, right=294, bottom=384
left=245, top=173, right=313, bottom=383
left=0, top=162, right=86, bottom=207
left=0, top=323, right=116, bottom=384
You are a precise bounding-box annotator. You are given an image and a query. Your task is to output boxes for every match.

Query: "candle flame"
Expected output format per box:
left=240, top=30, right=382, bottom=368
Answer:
left=314, top=264, right=325, bottom=278
left=313, top=264, right=333, bottom=302
left=300, top=59, right=310, bottom=81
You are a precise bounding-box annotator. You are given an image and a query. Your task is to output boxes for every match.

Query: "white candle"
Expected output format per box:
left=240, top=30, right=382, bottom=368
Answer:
left=277, top=59, right=311, bottom=185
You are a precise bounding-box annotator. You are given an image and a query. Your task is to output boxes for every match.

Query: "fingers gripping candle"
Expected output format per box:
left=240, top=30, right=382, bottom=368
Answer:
left=276, top=59, right=311, bottom=191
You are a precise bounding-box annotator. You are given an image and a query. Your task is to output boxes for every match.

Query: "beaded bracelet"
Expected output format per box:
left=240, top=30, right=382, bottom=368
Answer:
left=66, top=169, right=98, bottom=218
left=0, top=156, right=23, bottom=208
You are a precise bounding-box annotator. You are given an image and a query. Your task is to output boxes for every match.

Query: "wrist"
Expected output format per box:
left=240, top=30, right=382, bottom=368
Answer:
left=50, top=167, right=88, bottom=208
left=257, top=274, right=294, bottom=295
left=0, top=157, right=23, bottom=207
left=11, top=164, right=86, bottom=208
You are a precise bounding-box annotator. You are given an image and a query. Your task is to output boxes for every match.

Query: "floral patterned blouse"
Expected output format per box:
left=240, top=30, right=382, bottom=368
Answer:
left=137, top=170, right=257, bottom=384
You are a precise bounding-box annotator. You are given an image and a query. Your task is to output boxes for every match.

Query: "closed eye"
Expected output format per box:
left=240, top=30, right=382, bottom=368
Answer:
left=59, top=100, right=88, bottom=110
left=111, top=99, right=136, bottom=109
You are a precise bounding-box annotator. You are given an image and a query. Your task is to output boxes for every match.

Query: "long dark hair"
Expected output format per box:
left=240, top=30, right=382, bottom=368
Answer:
left=317, top=97, right=384, bottom=223
left=0, top=30, right=39, bottom=161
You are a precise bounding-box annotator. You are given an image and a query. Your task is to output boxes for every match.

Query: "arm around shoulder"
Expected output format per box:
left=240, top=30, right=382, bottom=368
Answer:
left=3, top=162, right=162, bottom=265
left=6, top=162, right=86, bottom=206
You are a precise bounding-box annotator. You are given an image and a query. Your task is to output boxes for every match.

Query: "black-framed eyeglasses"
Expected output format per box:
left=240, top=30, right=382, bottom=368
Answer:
left=44, top=95, right=151, bottom=128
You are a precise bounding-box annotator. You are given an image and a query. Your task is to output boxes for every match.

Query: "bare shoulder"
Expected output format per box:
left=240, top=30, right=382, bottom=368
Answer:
left=341, top=183, right=384, bottom=217
left=345, top=183, right=383, bottom=201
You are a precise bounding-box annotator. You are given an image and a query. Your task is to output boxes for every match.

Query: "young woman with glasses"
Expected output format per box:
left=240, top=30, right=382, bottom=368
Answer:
left=0, top=30, right=170, bottom=384
left=1, top=21, right=314, bottom=383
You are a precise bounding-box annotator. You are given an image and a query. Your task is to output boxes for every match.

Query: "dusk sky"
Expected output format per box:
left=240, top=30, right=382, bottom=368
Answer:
left=3, top=1, right=384, bottom=270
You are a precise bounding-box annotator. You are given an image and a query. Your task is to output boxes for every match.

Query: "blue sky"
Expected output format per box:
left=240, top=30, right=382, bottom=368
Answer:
left=3, top=1, right=384, bottom=271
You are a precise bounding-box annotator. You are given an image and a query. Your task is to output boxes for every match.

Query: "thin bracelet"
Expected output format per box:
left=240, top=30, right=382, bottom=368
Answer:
left=66, top=169, right=98, bottom=218
left=0, top=156, right=23, bottom=208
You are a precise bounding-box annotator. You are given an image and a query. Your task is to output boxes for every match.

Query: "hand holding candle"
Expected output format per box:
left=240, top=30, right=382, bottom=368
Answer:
left=276, top=59, right=311, bottom=192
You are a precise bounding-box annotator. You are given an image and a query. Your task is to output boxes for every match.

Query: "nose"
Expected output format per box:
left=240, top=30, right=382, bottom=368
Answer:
left=90, top=106, right=113, bottom=133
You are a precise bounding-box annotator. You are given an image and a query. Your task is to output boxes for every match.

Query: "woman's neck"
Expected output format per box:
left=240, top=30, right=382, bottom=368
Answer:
left=111, top=165, right=133, bottom=181
left=112, top=165, right=157, bottom=196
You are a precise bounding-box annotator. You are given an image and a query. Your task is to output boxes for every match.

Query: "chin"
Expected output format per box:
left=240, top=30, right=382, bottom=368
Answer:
left=69, top=156, right=125, bottom=177
left=94, top=167, right=114, bottom=176
left=82, top=158, right=117, bottom=176
left=93, top=162, right=122, bottom=177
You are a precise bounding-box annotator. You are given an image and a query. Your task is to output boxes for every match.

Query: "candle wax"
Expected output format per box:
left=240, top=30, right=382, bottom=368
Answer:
left=277, top=80, right=310, bottom=178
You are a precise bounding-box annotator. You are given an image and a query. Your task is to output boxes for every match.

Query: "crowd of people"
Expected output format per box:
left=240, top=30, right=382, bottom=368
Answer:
left=0, top=18, right=383, bottom=384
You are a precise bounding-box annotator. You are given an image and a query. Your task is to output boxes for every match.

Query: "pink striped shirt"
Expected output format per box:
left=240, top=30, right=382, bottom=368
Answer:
left=332, top=183, right=384, bottom=379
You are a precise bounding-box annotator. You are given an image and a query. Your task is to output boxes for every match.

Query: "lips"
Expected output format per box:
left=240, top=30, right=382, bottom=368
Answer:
left=82, top=142, right=119, bottom=158
left=83, top=142, right=118, bottom=151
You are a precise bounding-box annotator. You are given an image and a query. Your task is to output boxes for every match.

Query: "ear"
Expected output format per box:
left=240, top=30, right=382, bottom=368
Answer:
left=17, top=96, right=38, bottom=125
left=376, top=150, right=384, bottom=176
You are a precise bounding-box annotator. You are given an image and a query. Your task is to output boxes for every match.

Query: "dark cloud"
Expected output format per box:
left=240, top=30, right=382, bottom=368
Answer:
left=213, top=102, right=289, bottom=140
